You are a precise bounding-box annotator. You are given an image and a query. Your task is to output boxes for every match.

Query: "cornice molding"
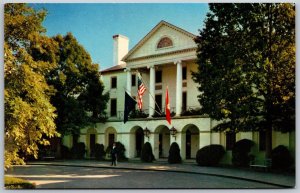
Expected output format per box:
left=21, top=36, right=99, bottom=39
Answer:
left=126, top=47, right=197, bottom=63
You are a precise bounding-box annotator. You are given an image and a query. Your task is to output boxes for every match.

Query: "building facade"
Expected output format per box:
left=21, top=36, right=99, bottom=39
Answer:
left=62, top=21, right=295, bottom=164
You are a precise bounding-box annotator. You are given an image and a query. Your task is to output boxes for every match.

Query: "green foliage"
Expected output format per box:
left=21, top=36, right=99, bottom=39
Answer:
left=196, top=144, right=225, bottom=166
left=168, top=142, right=182, bottom=164
left=232, top=139, right=255, bottom=167
left=141, top=142, right=155, bottom=163
left=192, top=3, right=295, bottom=156
left=94, top=143, right=105, bottom=160
left=115, top=142, right=128, bottom=161
left=39, top=33, right=110, bottom=136
left=271, top=145, right=293, bottom=170
left=4, top=3, right=60, bottom=170
left=106, top=142, right=128, bottom=161
left=71, top=142, right=86, bottom=159
left=5, top=176, right=36, bottom=189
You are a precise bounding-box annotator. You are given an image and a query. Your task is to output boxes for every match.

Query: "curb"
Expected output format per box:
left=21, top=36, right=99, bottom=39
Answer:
left=27, top=163, right=293, bottom=188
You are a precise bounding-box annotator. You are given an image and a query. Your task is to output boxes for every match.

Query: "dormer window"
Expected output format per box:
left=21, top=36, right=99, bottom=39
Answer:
left=157, top=37, right=173, bottom=49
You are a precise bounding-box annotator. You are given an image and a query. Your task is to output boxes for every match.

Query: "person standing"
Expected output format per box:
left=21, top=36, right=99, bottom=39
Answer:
left=110, top=143, right=117, bottom=166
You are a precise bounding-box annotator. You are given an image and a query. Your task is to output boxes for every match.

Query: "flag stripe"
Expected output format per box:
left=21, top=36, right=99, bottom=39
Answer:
left=137, top=74, right=146, bottom=110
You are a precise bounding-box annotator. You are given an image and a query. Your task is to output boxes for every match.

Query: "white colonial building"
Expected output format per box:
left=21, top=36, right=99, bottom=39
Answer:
left=62, top=21, right=295, bottom=164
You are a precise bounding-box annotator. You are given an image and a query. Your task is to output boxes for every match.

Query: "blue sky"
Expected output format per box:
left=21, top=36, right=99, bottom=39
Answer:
left=30, top=3, right=209, bottom=70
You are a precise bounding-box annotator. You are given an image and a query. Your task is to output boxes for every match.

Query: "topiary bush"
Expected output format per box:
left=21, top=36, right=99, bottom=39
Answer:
left=109, top=141, right=128, bottom=161
left=196, top=144, right=225, bottom=166
left=94, top=143, right=105, bottom=160
left=141, top=142, right=155, bottom=162
left=71, top=142, right=86, bottom=159
left=232, top=139, right=255, bottom=167
left=61, top=145, right=72, bottom=159
left=168, top=142, right=182, bottom=164
left=271, top=145, right=293, bottom=170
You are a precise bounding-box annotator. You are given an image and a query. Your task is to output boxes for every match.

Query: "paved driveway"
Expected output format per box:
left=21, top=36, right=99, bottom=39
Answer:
left=6, top=165, right=282, bottom=189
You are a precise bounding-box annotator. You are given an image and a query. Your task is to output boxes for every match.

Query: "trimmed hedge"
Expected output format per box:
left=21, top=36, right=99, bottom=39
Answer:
left=61, top=145, right=72, bottom=159
left=5, top=176, right=36, bottom=189
left=94, top=143, right=105, bottom=160
left=106, top=142, right=128, bottom=161
left=271, top=145, right=293, bottom=170
left=232, top=139, right=254, bottom=167
left=168, top=142, right=182, bottom=164
left=71, top=142, right=86, bottom=159
left=196, top=144, right=225, bottom=166
left=141, top=142, right=155, bottom=162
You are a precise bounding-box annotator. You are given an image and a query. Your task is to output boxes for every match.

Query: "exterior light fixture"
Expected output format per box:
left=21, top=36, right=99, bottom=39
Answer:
left=144, top=127, right=150, bottom=140
left=170, top=126, right=177, bottom=139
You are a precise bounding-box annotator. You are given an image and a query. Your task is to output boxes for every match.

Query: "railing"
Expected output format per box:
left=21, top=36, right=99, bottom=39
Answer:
left=105, top=106, right=203, bottom=121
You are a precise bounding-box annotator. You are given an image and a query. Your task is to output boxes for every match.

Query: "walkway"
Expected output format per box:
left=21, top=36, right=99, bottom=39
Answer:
left=26, top=159, right=295, bottom=188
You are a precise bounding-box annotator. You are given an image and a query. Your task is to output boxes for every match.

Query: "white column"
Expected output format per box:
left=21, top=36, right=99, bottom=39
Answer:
left=149, top=65, right=155, bottom=117
left=125, top=68, right=131, bottom=94
left=175, top=60, right=183, bottom=116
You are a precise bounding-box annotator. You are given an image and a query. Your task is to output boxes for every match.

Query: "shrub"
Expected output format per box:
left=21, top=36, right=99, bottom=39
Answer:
left=5, top=176, right=36, bottom=189
left=61, top=145, right=72, bottom=159
left=271, top=145, right=293, bottom=170
left=168, top=142, right=182, bottom=164
left=71, top=142, right=86, bottom=159
left=196, top=144, right=225, bottom=166
left=94, top=143, right=105, bottom=160
left=106, top=142, right=128, bottom=161
left=232, top=139, right=254, bottom=167
left=141, top=142, right=155, bottom=162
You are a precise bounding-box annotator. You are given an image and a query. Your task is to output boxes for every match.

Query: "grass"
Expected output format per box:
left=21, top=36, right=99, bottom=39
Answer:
left=4, top=176, right=36, bottom=189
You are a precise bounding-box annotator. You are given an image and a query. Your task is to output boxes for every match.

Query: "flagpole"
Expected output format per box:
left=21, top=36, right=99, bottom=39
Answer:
left=136, top=71, right=164, bottom=115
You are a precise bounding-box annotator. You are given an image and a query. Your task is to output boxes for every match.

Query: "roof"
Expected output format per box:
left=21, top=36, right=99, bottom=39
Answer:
left=100, top=63, right=126, bottom=74
left=122, top=20, right=197, bottom=62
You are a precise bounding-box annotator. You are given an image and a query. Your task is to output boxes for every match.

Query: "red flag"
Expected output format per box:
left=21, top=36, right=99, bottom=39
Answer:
left=165, top=87, right=171, bottom=125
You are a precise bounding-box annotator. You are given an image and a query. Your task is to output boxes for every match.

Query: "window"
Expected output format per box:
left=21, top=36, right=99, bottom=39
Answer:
left=155, top=94, right=162, bottom=113
left=111, top=77, right=117, bottom=89
left=259, top=130, right=266, bottom=151
left=226, top=132, right=236, bottom=150
left=110, top=99, right=117, bottom=117
left=132, top=74, right=136, bottom=87
left=157, top=37, right=173, bottom=48
left=182, top=67, right=187, bottom=80
left=182, top=92, right=187, bottom=112
left=155, top=70, right=162, bottom=83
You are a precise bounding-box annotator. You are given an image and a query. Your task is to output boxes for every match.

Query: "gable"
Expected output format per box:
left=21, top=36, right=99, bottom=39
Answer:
left=123, top=21, right=197, bottom=62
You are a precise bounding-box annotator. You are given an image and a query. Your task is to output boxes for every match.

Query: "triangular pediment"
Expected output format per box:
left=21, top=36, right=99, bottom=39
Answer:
left=123, top=20, right=197, bottom=62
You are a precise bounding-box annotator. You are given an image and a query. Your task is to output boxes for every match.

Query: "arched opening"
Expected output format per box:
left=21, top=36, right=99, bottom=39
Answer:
left=135, top=127, right=144, bottom=157
left=105, top=127, right=117, bottom=149
left=182, top=124, right=200, bottom=159
left=186, top=129, right=191, bottom=159
left=130, top=126, right=144, bottom=158
left=154, top=125, right=170, bottom=158
left=86, top=128, right=97, bottom=158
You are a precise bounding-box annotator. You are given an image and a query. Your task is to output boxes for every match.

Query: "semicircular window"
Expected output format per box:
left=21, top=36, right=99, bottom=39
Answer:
left=157, top=37, right=173, bottom=49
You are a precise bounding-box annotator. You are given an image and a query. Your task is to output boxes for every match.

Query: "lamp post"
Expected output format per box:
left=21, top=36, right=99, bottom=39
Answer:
left=170, top=126, right=177, bottom=140
left=144, top=127, right=150, bottom=140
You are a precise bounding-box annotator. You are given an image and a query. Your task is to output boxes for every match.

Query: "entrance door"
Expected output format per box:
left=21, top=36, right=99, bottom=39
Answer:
left=159, top=134, right=163, bottom=157
left=109, top=134, right=115, bottom=147
left=186, top=130, right=191, bottom=159
left=135, top=128, right=144, bottom=157
left=90, top=134, right=96, bottom=157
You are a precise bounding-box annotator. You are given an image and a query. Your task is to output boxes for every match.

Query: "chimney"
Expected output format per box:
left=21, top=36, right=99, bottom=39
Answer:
left=113, top=34, right=129, bottom=66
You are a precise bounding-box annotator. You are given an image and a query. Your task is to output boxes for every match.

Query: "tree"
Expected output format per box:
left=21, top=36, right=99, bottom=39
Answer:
left=37, top=33, right=109, bottom=136
left=4, top=3, right=59, bottom=169
left=192, top=3, right=295, bottom=157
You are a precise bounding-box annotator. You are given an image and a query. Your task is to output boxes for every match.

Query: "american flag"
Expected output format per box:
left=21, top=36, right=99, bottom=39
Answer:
left=137, top=74, right=146, bottom=109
